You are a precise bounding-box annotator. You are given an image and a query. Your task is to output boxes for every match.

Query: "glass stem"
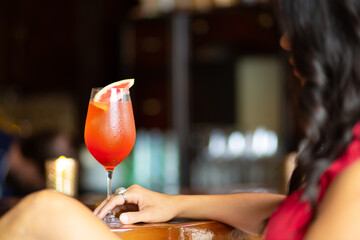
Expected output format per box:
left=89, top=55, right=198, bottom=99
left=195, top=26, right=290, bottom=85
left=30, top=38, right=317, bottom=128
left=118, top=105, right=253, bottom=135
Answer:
left=107, top=170, right=113, bottom=198
left=103, top=169, right=121, bottom=226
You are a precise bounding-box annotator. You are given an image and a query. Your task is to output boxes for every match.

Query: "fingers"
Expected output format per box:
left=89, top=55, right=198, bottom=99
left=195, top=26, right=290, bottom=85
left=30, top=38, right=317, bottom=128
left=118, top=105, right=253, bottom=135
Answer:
left=112, top=203, right=139, bottom=216
left=93, top=197, right=110, bottom=216
left=95, top=194, right=126, bottom=219
left=94, top=185, right=143, bottom=219
left=120, top=210, right=149, bottom=224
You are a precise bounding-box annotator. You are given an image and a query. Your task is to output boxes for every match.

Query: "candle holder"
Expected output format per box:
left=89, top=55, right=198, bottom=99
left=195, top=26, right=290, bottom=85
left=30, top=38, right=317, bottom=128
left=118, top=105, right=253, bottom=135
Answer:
left=45, top=156, right=78, bottom=196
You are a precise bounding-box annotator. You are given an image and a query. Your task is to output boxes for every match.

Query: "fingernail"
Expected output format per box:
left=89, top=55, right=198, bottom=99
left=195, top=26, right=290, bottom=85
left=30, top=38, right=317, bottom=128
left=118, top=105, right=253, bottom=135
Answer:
left=120, top=214, right=129, bottom=223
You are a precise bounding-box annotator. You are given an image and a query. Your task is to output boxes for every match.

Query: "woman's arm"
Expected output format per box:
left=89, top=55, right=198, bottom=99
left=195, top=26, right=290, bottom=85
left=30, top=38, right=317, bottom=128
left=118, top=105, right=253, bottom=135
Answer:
left=304, top=159, right=360, bottom=240
left=95, top=185, right=285, bottom=235
left=0, top=190, right=119, bottom=240
left=175, top=192, right=285, bottom=234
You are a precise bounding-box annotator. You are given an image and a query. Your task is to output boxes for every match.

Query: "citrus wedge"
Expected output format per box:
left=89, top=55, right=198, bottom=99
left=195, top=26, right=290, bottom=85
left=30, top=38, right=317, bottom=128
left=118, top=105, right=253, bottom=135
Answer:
left=94, top=78, right=134, bottom=103
left=93, top=102, right=109, bottom=111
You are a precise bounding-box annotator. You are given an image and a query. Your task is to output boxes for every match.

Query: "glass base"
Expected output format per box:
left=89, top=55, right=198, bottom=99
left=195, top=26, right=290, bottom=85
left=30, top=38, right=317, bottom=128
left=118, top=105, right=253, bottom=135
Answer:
left=103, top=211, right=122, bottom=228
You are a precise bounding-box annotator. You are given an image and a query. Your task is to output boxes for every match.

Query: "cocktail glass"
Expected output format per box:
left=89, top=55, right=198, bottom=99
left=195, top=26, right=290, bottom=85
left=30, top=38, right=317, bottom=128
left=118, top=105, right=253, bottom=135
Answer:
left=84, top=87, right=136, bottom=227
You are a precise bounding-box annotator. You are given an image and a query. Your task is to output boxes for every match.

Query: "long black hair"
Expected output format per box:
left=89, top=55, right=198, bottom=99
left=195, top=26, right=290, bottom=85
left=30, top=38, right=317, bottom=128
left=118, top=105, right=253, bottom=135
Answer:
left=275, top=0, right=360, bottom=205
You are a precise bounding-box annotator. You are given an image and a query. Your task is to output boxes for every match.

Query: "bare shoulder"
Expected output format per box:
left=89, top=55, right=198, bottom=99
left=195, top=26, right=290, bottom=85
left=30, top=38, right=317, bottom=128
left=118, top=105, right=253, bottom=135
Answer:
left=304, top=159, right=360, bottom=240
left=328, top=158, right=360, bottom=195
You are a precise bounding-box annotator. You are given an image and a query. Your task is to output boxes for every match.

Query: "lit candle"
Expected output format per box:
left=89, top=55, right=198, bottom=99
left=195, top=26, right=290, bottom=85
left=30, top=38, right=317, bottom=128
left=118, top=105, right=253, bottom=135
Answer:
left=45, top=156, right=78, bottom=196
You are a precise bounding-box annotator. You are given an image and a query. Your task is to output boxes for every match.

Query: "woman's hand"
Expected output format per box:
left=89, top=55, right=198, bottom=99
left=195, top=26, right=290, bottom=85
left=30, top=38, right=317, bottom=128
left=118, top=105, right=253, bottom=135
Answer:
left=94, top=185, right=178, bottom=224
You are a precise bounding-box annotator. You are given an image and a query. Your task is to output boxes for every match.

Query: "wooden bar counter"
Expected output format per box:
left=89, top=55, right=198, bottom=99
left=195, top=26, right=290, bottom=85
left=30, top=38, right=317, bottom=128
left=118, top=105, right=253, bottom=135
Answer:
left=110, top=219, right=262, bottom=240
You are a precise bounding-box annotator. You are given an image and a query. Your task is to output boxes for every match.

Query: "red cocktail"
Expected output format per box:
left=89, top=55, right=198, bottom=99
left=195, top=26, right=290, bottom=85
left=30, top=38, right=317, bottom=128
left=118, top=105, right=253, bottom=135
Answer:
left=85, top=101, right=135, bottom=170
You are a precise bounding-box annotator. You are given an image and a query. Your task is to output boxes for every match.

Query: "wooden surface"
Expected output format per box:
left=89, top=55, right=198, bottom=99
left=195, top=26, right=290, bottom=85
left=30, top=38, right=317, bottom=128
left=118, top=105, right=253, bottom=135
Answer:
left=110, top=219, right=263, bottom=240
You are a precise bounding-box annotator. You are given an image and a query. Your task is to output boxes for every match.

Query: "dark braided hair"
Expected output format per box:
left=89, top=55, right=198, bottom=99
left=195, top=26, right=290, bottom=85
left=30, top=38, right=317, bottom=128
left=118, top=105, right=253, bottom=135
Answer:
left=275, top=0, right=360, bottom=206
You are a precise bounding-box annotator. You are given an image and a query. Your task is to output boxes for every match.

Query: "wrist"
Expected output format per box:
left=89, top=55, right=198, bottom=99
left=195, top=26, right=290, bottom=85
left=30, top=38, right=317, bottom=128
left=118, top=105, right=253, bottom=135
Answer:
left=170, top=194, right=187, bottom=218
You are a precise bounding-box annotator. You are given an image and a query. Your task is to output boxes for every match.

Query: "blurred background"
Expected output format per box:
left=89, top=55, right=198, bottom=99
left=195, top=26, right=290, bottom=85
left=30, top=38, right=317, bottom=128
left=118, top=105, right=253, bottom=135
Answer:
left=0, top=0, right=303, bottom=198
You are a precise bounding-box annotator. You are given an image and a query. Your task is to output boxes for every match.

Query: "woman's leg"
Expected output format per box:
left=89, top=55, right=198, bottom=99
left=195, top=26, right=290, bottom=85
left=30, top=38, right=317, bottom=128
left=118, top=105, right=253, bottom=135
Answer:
left=0, top=190, right=120, bottom=240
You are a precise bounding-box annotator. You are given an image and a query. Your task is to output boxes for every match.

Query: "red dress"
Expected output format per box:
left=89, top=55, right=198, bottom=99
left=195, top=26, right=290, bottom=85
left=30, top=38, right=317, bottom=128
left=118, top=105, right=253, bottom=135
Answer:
left=265, top=124, right=360, bottom=240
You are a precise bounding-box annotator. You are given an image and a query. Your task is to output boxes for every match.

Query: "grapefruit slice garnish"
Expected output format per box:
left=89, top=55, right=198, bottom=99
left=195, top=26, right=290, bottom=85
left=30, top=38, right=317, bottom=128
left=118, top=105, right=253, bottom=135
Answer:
left=94, top=78, right=134, bottom=103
